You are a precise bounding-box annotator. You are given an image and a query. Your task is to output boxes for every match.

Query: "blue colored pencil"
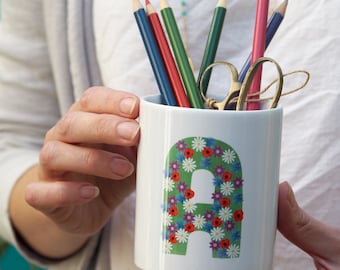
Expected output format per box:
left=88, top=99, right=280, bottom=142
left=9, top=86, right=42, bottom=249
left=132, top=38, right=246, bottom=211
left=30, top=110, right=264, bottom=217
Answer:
left=132, top=0, right=177, bottom=106
left=238, top=0, right=288, bottom=83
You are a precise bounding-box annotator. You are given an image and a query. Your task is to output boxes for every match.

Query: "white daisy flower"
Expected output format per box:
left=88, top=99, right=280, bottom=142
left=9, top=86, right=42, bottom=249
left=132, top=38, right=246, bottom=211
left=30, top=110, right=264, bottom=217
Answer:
left=222, top=149, right=236, bottom=164
left=218, top=207, right=233, bottom=222
left=163, top=211, right=173, bottom=226
left=192, top=137, right=206, bottom=152
left=220, top=182, right=235, bottom=196
left=163, top=240, right=173, bottom=254
left=175, top=228, right=189, bottom=243
left=210, top=227, right=225, bottom=241
left=183, top=199, right=197, bottom=213
left=193, top=214, right=206, bottom=229
left=227, top=244, right=240, bottom=258
left=182, top=158, right=196, bottom=173
left=164, top=177, right=175, bottom=192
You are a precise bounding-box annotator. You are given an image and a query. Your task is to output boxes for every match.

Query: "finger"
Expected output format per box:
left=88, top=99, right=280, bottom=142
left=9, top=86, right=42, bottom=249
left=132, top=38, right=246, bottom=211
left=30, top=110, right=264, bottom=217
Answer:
left=71, top=87, right=139, bottom=118
left=47, top=111, right=140, bottom=146
left=25, top=181, right=100, bottom=212
left=40, top=141, right=135, bottom=180
left=278, top=182, right=340, bottom=264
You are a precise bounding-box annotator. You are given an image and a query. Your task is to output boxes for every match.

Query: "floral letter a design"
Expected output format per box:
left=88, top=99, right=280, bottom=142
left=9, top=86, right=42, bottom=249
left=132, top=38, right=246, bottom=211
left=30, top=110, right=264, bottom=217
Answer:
left=162, top=137, right=243, bottom=259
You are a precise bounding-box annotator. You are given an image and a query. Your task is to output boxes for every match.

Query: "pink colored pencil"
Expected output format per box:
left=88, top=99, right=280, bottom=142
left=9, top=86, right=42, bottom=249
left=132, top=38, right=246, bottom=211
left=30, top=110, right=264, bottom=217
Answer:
left=146, top=0, right=190, bottom=107
left=247, top=0, right=269, bottom=110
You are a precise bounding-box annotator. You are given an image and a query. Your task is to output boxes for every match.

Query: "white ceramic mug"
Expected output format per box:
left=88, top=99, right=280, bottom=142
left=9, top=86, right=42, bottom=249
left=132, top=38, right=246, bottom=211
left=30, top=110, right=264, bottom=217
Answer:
left=135, top=95, right=282, bottom=270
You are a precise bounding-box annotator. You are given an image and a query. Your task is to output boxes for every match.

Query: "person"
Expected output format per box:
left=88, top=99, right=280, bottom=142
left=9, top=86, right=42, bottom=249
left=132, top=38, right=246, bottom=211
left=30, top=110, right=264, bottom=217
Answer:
left=0, top=0, right=339, bottom=269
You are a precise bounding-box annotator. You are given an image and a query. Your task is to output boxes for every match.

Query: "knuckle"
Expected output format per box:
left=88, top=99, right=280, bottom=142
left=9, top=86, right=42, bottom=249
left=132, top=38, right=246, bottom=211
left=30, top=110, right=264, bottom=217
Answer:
left=94, top=115, right=113, bottom=140
left=296, top=210, right=312, bottom=232
left=79, top=87, right=97, bottom=109
left=40, top=141, right=58, bottom=167
left=53, top=186, right=69, bottom=206
left=44, top=127, right=54, bottom=142
left=55, top=112, right=77, bottom=140
left=82, top=149, right=100, bottom=168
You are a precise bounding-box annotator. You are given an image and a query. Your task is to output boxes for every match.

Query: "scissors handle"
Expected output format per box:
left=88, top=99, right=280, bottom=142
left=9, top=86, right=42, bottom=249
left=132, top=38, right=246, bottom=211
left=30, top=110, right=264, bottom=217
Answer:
left=236, top=57, right=283, bottom=110
left=200, top=61, right=241, bottom=110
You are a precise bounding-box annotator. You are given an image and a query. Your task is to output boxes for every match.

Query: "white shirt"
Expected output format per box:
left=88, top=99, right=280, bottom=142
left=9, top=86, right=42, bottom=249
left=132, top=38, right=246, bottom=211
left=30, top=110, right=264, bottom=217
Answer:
left=0, top=0, right=339, bottom=269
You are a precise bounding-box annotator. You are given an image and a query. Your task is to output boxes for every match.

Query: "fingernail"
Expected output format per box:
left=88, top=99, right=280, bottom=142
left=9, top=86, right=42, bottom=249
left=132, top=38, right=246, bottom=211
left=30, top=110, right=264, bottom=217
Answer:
left=120, top=97, right=137, bottom=115
left=117, top=121, right=140, bottom=141
left=80, top=185, right=100, bottom=199
left=111, top=157, right=135, bottom=177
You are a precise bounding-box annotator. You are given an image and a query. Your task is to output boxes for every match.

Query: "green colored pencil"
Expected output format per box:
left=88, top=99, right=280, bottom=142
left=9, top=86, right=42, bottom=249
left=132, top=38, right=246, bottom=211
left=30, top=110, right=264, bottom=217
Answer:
left=160, top=0, right=204, bottom=109
left=197, top=0, right=227, bottom=95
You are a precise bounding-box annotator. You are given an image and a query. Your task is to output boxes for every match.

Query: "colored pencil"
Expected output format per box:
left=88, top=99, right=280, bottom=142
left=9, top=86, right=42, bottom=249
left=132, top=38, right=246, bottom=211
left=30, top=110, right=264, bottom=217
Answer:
left=197, top=0, right=227, bottom=96
left=247, top=0, right=270, bottom=110
left=146, top=0, right=191, bottom=107
left=238, top=0, right=288, bottom=83
left=160, top=0, right=204, bottom=109
left=132, top=0, right=177, bottom=106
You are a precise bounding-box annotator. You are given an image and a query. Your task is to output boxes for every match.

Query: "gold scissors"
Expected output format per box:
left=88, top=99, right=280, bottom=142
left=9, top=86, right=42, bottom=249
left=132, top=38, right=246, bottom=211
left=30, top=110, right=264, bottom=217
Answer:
left=199, top=57, right=284, bottom=110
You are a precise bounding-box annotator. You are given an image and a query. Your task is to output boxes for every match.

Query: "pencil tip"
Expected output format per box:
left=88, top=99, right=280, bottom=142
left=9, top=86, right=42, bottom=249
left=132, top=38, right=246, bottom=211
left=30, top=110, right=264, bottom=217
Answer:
left=145, top=0, right=150, bottom=5
left=160, top=0, right=169, bottom=9
left=132, top=0, right=142, bottom=11
left=217, top=0, right=227, bottom=8
left=277, top=0, right=288, bottom=15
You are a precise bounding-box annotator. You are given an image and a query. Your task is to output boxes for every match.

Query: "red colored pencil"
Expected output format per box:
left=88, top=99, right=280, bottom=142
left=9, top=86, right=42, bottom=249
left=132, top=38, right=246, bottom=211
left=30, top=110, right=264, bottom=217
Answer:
left=146, top=0, right=191, bottom=108
left=247, top=0, right=269, bottom=110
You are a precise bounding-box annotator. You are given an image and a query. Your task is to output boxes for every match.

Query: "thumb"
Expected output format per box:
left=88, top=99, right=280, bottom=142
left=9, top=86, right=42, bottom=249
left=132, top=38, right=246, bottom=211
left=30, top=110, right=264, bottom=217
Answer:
left=278, top=181, right=340, bottom=268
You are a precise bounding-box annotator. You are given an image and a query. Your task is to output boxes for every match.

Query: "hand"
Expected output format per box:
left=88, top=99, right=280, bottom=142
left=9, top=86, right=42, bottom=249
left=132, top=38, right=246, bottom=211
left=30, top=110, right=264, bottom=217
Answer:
left=24, top=87, right=139, bottom=239
left=278, top=182, right=340, bottom=269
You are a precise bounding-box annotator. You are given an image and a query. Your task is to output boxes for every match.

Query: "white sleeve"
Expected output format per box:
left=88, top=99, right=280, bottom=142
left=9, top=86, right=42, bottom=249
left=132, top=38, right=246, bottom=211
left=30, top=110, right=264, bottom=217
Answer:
left=0, top=0, right=58, bottom=257
left=0, top=1, right=107, bottom=268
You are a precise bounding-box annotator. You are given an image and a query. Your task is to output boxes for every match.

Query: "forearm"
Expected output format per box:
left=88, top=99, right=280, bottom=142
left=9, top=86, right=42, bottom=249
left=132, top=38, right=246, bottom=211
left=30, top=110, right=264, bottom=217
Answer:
left=9, top=165, right=89, bottom=259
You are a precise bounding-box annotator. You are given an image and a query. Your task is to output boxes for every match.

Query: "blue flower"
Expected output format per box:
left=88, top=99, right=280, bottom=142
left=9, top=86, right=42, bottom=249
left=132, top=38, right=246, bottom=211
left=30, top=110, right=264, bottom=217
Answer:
left=203, top=222, right=213, bottom=232
left=201, top=158, right=211, bottom=168
left=205, top=138, right=216, bottom=147
left=212, top=202, right=222, bottom=212
left=213, top=176, right=223, bottom=187
left=231, top=162, right=241, bottom=172
left=163, top=230, right=170, bottom=240
left=217, top=248, right=227, bottom=258
left=176, top=219, right=185, bottom=229
left=163, top=168, right=171, bottom=178
left=176, top=193, right=186, bottom=204
left=160, top=203, right=168, bottom=212
left=176, top=152, right=185, bottom=163
left=233, top=193, right=243, bottom=204
left=231, top=231, right=241, bottom=242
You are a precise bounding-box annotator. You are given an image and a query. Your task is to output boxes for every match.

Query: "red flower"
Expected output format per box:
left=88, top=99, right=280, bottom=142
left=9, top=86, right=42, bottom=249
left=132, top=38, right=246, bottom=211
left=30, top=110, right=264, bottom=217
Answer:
left=171, top=171, right=180, bottom=181
left=202, top=147, right=213, bottom=158
left=220, top=239, right=230, bottom=249
left=222, top=171, right=232, bottom=182
left=212, top=217, right=222, bottom=228
left=184, top=148, right=194, bottom=158
left=169, top=206, right=178, bottom=216
left=169, top=233, right=178, bottom=244
left=184, top=189, right=195, bottom=199
left=220, top=197, right=231, bottom=208
left=234, top=210, right=244, bottom=222
left=185, top=223, right=195, bottom=233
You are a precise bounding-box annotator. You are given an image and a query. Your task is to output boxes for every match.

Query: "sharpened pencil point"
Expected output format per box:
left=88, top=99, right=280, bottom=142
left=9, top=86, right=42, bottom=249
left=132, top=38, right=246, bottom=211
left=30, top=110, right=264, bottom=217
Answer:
left=217, top=0, right=227, bottom=8
left=145, top=0, right=156, bottom=14
left=160, top=0, right=170, bottom=10
left=276, top=0, right=288, bottom=16
left=132, top=0, right=142, bottom=12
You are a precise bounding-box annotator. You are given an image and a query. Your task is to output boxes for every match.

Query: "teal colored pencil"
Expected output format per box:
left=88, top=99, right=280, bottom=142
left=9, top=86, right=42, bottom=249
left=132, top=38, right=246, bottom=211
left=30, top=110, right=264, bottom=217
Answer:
left=160, top=0, right=204, bottom=109
left=197, top=0, right=227, bottom=96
